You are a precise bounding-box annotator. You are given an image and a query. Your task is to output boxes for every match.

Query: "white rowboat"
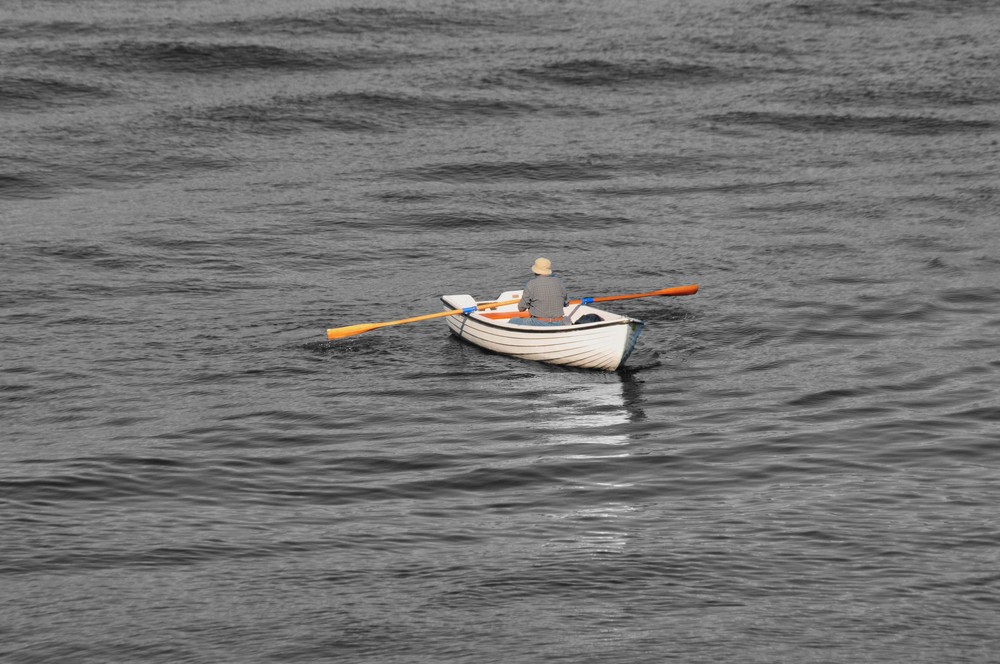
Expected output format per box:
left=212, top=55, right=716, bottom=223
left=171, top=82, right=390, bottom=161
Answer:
left=440, top=290, right=644, bottom=371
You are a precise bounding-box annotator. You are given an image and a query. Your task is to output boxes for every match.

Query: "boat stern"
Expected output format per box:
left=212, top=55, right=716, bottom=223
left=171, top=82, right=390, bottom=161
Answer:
left=620, top=319, right=644, bottom=366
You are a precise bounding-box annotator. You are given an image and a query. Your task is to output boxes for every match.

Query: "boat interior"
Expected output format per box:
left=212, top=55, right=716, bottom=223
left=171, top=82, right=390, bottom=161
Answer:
left=443, top=292, right=629, bottom=326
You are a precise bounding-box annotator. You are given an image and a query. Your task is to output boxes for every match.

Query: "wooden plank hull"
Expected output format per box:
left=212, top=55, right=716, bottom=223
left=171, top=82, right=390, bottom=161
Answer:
left=441, top=292, right=644, bottom=371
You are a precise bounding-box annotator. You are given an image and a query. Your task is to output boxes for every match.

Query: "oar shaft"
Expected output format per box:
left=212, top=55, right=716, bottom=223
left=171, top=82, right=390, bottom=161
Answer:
left=326, top=285, right=698, bottom=340
left=579, top=284, right=699, bottom=304
left=379, top=297, right=521, bottom=325
left=326, top=297, right=520, bottom=340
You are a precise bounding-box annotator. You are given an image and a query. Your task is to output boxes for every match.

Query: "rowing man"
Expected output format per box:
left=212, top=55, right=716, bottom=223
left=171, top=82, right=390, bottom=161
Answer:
left=511, top=257, right=569, bottom=326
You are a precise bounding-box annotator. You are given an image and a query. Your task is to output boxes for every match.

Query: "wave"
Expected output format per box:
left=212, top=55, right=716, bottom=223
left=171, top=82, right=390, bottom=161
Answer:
left=392, top=159, right=615, bottom=183
left=17, top=40, right=401, bottom=75
left=805, top=78, right=1000, bottom=109
left=0, top=150, right=233, bottom=200
left=169, top=92, right=541, bottom=136
left=379, top=211, right=635, bottom=233
left=788, top=0, right=996, bottom=22
left=0, top=173, right=53, bottom=200
left=709, top=111, right=994, bottom=135
left=592, top=179, right=824, bottom=199
left=0, top=76, right=113, bottom=111
left=209, top=6, right=512, bottom=37
left=515, top=58, right=731, bottom=87
left=0, top=5, right=511, bottom=41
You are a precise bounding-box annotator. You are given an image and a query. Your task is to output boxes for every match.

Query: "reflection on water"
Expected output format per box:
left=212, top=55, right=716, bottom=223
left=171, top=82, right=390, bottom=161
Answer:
left=525, top=370, right=647, bottom=449
left=558, top=503, right=639, bottom=555
left=515, top=371, right=649, bottom=555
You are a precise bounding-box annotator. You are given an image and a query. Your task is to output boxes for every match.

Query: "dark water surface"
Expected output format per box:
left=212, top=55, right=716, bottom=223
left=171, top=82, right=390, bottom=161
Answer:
left=3, top=1, right=999, bottom=662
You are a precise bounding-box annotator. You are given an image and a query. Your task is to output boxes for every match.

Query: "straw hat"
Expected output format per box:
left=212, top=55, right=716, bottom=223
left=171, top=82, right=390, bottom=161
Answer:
left=531, top=257, right=553, bottom=276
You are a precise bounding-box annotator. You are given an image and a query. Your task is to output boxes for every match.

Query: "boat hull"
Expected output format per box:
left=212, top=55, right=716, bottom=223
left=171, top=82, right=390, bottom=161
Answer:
left=441, top=292, right=644, bottom=371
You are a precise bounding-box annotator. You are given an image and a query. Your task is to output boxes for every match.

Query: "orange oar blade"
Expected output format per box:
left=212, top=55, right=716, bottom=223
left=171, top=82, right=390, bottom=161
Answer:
left=327, top=323, right=382, bottom=340
left=659, top=284, right=699, bottom=296
left=578, top=283, right=699, bottom=305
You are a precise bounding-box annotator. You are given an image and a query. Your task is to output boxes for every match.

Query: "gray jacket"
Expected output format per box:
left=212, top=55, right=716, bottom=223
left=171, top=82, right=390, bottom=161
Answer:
left=517, top=275, right=568, bottom=319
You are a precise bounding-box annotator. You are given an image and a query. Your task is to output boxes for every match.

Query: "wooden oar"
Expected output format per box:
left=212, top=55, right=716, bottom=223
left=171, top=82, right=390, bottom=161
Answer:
left=326, top=284, right=698, bottom=340
left=481, top=283, right=700, bottom=319
left=326, top=298, right=521, bottom=340
left=577, top=283, right=698, bottom=303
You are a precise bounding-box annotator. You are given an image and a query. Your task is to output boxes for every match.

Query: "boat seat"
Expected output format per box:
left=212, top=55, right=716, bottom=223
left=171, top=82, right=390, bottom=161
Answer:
left=443, top=294, right=478, bottom=309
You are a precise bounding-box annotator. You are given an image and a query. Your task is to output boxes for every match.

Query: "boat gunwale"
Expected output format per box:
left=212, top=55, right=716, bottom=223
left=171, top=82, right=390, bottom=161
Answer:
left=440, top=295, right=642, bottom=335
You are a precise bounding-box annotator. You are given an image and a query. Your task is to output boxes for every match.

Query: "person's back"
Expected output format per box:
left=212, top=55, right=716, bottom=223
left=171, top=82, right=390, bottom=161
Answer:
left=515, top=257, right=568, bottom=325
